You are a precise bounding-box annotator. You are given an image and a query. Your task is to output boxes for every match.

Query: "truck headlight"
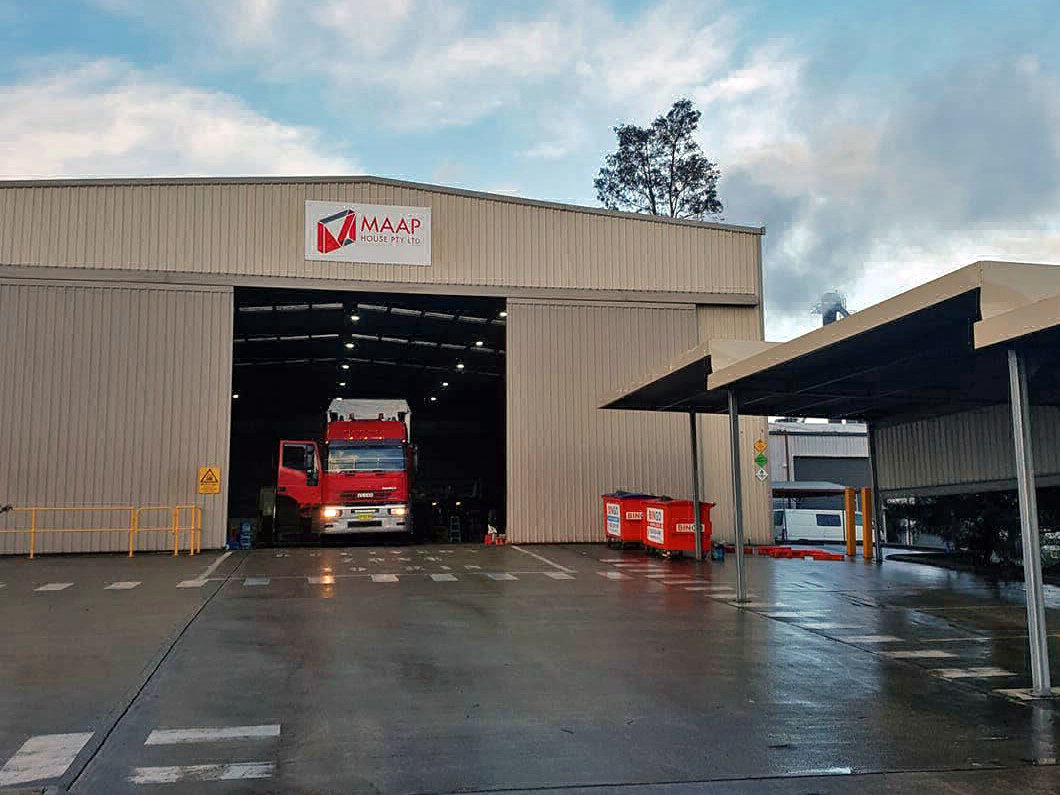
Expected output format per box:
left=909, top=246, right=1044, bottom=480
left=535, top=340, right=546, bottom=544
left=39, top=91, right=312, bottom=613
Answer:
left=322, top=507, right=340, bottom=519
left=389, top=506, right=407, bottom=517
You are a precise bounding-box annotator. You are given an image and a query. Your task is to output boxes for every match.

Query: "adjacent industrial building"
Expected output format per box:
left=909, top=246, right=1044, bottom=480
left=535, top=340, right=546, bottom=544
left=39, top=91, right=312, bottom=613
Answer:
left=0, top=175, right=771, bottom=552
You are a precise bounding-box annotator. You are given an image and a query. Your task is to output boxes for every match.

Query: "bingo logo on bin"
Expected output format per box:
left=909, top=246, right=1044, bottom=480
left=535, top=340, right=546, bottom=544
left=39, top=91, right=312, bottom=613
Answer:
left=606, top=502, right=621, bottom=518
left=646, top=507, right=665, bottom=524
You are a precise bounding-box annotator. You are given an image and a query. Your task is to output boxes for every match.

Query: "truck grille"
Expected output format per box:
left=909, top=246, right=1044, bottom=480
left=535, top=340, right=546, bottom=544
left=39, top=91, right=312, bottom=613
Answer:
left=339, top=491, right=387, bottom=504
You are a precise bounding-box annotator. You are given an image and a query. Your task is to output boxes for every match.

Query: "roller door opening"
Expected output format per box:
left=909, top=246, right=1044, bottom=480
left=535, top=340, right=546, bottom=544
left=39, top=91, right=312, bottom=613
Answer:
left=227, top=287, right=506, bottom=547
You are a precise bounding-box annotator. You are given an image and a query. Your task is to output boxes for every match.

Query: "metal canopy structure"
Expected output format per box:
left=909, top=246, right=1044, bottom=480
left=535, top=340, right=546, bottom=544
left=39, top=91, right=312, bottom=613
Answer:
left=601, top=260, right=1060, bottom=698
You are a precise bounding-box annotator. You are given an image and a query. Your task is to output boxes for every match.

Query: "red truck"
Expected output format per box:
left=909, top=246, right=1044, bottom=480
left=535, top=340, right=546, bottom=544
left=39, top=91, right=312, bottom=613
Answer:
left=276, top=399, right=413, bottom=537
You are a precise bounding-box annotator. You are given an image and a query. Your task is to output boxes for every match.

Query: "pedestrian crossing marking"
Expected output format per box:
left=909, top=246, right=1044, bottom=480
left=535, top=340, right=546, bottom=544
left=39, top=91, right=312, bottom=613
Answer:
left=105, top=581, right=142, bottom=590
left=145, top=725, right=280, bottom=745
left=243, top=577, right=270, bottom=587
left=545, top=572, right=574, bottom=580
left=431, top=573, right=458, bottom=582
left=598, top=571, right=630, bottom=580
left=371, top=574, right=399, bottom=583
left=129, top=762, right=274, bottom=784
left=177, top=579, right=207, bottom=588
left=0, top=732, right=93, bottom=787
left=35, top=582, right=73, bottom=591
left=487, top=573, right=517, bottom=581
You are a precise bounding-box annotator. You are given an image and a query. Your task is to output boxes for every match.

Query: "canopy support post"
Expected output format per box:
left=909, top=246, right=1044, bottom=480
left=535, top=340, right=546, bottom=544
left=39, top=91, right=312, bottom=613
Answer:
left=1007, top=348, right=1051, bottom=698
left=689, top=411, right=704, bottom=561
left=728, top=390, right=747, bottom=602
left=866, top=423, right=885, bottom=564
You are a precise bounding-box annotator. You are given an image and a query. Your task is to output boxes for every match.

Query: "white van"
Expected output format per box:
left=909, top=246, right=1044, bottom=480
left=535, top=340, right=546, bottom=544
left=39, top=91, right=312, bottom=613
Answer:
left=774, top=508, right=862, bottom=543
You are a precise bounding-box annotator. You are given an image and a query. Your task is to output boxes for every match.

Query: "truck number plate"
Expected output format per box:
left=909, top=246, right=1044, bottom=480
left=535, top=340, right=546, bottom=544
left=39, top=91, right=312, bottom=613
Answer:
left=355, top=513, right=373, bottom=521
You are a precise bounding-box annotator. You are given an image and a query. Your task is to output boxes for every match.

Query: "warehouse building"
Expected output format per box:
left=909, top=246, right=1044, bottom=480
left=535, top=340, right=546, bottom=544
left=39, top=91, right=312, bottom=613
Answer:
left=0, top=176, right=771, bottom=552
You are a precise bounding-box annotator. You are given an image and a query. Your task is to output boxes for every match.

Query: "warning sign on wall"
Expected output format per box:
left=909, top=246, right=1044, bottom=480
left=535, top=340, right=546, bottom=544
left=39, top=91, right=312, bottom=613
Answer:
left=198, top=466, right=222, bottom=494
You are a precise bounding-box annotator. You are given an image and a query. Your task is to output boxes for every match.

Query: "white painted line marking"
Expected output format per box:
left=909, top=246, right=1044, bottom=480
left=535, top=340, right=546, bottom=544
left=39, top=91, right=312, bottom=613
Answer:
left=643, top=574, right=671, bottom=579
left=431, top=573, right=458, bottom=582
left=0, top=732, right=93, bottom=786
left=198, top=550, right=233, bottom=580
left=307, top=576, right=335, bottom=585
left=881, top=649, right=956, bottom=659
left=243, top=577, right=270, bottom=587
left=464, top=564, right=481, bottom=570
left=841, top=635, right=903, bottom=643
left=686, top=586, right=733, bottom=592
left=129, top=762, right=274, bottom=784
left=510, top=545, right=575, bottom=573
left=145, top=725, right=280, bottom=745
left=439, top=565, right=452, bottom=570
left=730, top=601, right=785, bottom=609
left=487, top=573, right=517, bottom=581
left=599, top=558, right=625, bottom=562
left=661, top=580, right=701, bottom=585
left=371, top=574, right=399, bottom=583
left=598, top=571, right=631, bottom=580
left=800, top=622, right=857, bottom=630
left=35, top=583, right=73, bottom=592
left=763, top=611, right=826, bottom=619
left=176, top=579, right=207, bottom=588
left=390, top=550, right=402, bottom=555
left=994, top=686, right=1060, bottom=701
left=545, top=572, right=575, bottom=580
left=105, top=581, right=142, bottom=590
left=934, top=667, right=1017, bottom=679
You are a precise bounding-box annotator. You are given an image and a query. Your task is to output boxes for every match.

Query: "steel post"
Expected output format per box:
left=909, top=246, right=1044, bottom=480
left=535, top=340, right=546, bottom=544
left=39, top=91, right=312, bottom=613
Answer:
left=727, top=390, right=747, bottom=602
left=689, top=412, right=704, bottom=561
left=1007, top=348, right=1051, bottom=697
left=866, top=423, right=885, bottom=564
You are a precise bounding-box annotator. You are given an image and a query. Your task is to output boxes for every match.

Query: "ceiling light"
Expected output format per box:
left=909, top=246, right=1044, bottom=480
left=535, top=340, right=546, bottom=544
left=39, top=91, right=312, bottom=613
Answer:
left=499, top=311, right=507, bottom=318
left=441, top=381, right=449, bottom=387
left=345, top=342, right=355, bottom=349
left=339, top=382, right=346, bottom=387
left=341, top=364, right=350, bottom=370
left=474, top=340, right=484, bottom=347
left=350, top=314, right=360, bottom=321
left=232, top=393, right=240, bottom=399
left=429, top=396, right=437, bottom=402
left=455, top=501, right=462, bottom=506
left=431, top=501, right=438, bottom=506
left=456, top=363, right=465, bottom=370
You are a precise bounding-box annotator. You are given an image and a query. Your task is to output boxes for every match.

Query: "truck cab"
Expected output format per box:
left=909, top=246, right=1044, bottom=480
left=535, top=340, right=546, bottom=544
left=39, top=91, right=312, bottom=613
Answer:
left=277, top=399, right=413, bottom=537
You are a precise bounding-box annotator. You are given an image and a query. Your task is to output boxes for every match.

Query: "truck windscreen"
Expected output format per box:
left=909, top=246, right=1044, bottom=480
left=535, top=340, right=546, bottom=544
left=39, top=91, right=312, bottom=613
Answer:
left=327, top=443, right=405, bottom=473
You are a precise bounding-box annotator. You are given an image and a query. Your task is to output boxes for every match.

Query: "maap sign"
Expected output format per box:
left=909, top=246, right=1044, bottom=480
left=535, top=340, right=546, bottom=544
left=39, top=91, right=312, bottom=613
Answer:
left=305, top=201, right=431, bottom=266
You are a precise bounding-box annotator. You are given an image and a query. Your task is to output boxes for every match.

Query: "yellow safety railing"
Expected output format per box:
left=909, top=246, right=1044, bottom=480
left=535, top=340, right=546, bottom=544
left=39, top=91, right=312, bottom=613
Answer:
left=0, top=505, right=204, bottom=559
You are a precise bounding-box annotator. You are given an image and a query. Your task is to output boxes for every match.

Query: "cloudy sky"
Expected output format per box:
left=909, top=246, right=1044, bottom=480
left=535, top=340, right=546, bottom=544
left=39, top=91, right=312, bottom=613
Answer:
left=2, top=0, right=1059, bottom=337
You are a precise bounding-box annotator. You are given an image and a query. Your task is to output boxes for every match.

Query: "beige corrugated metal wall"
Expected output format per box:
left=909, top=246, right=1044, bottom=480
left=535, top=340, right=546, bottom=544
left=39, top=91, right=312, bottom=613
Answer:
left=506, top=300, right=699, bottom=542
left=695, top=305, right=772, bottom=544
left=0, top=180, right=760, bottom=298
left=877, top=405, right=1060, bottom=494
left=0, top=279, right=232, bottom=553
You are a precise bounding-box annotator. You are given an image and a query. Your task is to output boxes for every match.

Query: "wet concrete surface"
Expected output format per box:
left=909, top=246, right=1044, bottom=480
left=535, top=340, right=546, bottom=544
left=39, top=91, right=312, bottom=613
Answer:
left=0, top=543, right=1057, bottom=793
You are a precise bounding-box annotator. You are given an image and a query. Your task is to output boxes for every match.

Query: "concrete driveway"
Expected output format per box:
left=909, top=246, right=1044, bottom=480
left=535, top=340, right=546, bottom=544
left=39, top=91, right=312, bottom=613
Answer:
left=0, top=543, right=1058, bottom=793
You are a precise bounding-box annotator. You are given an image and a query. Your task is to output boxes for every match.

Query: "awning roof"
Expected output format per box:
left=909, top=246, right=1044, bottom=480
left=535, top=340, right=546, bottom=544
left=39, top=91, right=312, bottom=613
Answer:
left=771, top=481, right=849, bottom=496
left=601, top=261, right=1060, bottom=426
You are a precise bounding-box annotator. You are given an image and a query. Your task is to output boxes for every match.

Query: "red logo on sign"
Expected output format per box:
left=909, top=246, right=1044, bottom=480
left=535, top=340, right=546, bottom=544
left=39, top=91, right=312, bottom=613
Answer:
left=317, top=209, right=357, bottom=254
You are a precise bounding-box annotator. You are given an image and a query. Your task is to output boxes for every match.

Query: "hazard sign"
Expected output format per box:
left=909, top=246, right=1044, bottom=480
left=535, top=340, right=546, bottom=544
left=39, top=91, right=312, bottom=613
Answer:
left=753, top=439, right=767, bottom=454
left=198, top=466, right=222, bottom=494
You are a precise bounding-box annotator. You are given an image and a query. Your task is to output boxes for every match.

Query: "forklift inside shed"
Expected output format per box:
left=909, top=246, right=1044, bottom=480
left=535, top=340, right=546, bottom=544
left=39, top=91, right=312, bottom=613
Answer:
left=227, top=287, right=506, bottom=547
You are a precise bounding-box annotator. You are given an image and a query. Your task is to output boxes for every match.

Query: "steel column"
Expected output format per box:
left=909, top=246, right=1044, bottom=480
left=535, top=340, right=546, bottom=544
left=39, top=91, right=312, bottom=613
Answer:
left=866, top=424, right=885, bottom=564
left=727, top=390, right=747, bottom=602
left=689, top=412, right=704, bottom=561
left=1007, top=348, right=1051, bottom=697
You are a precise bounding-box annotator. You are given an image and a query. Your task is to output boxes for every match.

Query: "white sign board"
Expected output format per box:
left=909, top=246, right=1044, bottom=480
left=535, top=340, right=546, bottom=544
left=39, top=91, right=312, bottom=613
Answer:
left=305, top=201, right=431, bottom=266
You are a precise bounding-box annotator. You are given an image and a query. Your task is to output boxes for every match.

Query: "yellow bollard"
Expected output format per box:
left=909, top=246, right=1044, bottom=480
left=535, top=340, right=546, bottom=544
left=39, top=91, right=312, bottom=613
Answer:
left=844, top=488, right=857, bottom=558
left=29, top=509, right=37, bottom=560
left=172, top=507, right=180, bottom=556
left=862, top=488, right=874, bottom=561
left=128, top=509, right=138, bottom=557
